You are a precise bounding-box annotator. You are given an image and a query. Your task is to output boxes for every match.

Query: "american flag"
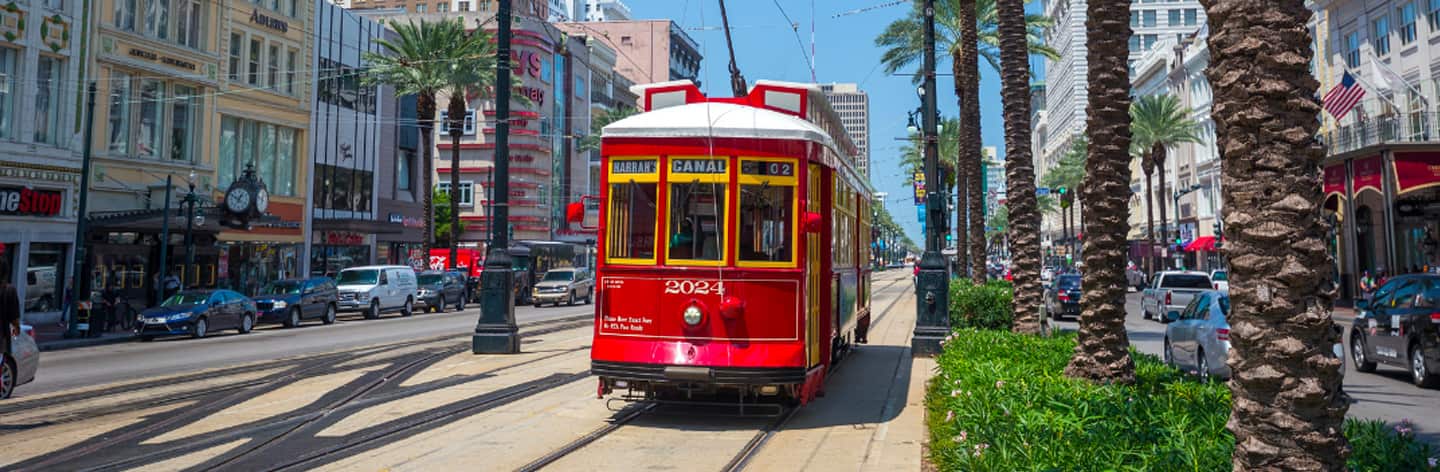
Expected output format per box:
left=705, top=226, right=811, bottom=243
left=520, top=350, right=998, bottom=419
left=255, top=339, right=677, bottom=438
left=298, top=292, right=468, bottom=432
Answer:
left=1323, top=72, right=1366, bottom=120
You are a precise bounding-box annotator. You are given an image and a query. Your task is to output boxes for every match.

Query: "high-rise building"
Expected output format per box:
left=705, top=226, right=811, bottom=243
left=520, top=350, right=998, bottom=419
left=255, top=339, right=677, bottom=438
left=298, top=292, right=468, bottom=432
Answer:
left=556, top=20, right=702, bottom=87
left=982, top=146, right=1005, bottom=216
left=820, top=83, right=871, bottom=178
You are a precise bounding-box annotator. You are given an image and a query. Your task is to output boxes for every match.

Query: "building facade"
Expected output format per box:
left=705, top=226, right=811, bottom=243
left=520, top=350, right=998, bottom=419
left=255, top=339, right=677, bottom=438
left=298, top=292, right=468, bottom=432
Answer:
left=558, top=20, right=700, bottom=87
left=0, top=0, right=83, bottom=324
left=1310, top=0, right=1440, bottom=302
left=821, top=83, right=871, bottom=178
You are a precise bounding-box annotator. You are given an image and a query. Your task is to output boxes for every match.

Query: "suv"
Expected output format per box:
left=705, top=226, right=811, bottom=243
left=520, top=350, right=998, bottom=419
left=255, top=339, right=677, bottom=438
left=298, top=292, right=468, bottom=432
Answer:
left=1349, top=274, right=1440, bottom=388
left=254, top=277, right=339, bottom=328
left=336, top=266, right=418, bottom=319
left=416, top=271, right=467, bottom=313
left=532, top=268, right=594, bottom=307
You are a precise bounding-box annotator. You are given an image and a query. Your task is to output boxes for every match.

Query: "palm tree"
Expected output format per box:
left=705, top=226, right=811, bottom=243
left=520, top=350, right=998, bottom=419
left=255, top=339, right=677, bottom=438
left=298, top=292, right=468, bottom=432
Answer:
left=877, top=0, right=1057, bottom=283
left=364, top=18, right=492, bottom=254
left=1202, top=1, right=1348, bottom=467
left=1062, top=0, right=1135, bottom=382
left=993, top=0, right=1043, bottom=334
left=1130, top=93, right=1200, bottom=265
left=1132, top=140, right=1157, bottom=277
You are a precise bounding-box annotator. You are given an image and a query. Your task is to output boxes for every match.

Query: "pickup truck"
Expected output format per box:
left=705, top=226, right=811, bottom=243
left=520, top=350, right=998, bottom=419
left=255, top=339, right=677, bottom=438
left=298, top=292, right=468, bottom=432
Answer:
left=1142, top=271, right=1214, bottom=322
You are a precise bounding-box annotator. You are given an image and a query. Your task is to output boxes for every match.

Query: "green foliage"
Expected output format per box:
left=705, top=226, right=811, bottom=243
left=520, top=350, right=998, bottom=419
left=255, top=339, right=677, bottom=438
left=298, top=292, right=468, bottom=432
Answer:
left=580, top=105, right=639, bottom=154
left=432, top=188, right=466, bottom=247
left=1040, top=137, right=1086, bottom=209
left=875, top=0, right=1058, bottom=82
left=1130, top=93, right=1201, bottom=165
left=985, top=205, right=1008, bottom=242
left=948, top=280, right=1013, bottom=330
left=927, top=330, right=1440, bottom=472
left=363, top=18, right=496, bottom=110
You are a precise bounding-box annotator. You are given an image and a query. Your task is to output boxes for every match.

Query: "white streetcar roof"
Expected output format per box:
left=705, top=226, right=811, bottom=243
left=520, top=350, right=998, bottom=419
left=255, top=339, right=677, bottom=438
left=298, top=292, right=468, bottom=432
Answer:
left=601, top=102, right=839, bottom=152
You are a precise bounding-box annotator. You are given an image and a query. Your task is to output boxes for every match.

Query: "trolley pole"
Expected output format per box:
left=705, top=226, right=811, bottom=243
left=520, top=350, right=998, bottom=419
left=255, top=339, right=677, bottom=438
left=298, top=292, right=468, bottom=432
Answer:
left=912, top=0, right=950, bottom=356
left=474, top=0, right=520, bottom=354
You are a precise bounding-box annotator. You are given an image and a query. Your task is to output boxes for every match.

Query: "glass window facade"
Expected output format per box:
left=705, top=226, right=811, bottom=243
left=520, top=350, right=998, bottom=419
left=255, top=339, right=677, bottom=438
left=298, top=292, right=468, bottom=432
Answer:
left=34, top=56, right=64, bottom=146
left=0, top=47, right=14, bottom=140
left=219, top=116, right=302, bottom=196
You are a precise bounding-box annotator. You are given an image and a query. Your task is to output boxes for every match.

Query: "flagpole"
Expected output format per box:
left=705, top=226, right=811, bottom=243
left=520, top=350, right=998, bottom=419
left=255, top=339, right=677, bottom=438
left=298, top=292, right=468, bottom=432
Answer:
left=1366, top=49, right=1430, bottom=111
left=1342, top=66, right=1403, bottom=116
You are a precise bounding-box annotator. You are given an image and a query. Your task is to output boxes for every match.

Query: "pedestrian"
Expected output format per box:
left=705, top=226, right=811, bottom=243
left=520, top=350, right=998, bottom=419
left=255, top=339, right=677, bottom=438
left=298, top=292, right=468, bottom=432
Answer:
left=1360, top=270, right=1375, bottom=299
left=100, top=273, right=119, bottom=333
left=1, top=279, right=21, bottom=368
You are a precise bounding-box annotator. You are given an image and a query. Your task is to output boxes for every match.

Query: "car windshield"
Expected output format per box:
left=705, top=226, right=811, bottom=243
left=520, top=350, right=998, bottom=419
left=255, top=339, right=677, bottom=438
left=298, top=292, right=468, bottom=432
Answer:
left=543, top=271, right=574, bottom=282
left=263, top=281, right=302, bottom=295
left=162, top=293, right=211, bottom=306
left=1212, top=271, right=1228, bottom=281
left=338, top=269, right=378, bottom=285
left=1057, top=276, right=1081, bottom=290
left=1162, top=274, right=1212, bottom=289
left=417, top=274, right=444, bottom=285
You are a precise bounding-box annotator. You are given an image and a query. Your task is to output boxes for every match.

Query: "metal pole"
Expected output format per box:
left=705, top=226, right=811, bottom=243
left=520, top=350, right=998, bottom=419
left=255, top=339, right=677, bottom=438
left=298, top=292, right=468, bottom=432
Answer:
left=185, top=184, right=195, bottom=288
left=157, top=175, right=172, bottom=305
left=912, top=0, right=950, bottom=356
left=63, top=83, right=97, bottom=338
left=449, top=121, right=462, bottom=270
left=474, top=0, right=520, bottom=354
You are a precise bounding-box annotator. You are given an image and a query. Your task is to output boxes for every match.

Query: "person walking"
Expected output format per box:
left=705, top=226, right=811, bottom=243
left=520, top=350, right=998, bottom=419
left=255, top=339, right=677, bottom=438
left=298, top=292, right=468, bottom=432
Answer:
left=1, top=279, right=21, bottom=371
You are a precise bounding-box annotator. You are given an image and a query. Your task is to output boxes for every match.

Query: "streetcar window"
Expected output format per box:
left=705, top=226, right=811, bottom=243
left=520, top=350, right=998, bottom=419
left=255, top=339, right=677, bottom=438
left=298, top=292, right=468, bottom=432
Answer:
left=606, top=181, right=658, bottom=261
left=667, top=181, right=726, bottom=262
left=738, top=185, right=794, bottom=263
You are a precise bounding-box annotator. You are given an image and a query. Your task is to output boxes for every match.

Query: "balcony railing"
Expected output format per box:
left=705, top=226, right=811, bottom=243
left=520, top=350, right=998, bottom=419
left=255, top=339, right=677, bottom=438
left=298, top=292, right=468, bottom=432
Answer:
left=1323, top=112, right=1439, bottom=156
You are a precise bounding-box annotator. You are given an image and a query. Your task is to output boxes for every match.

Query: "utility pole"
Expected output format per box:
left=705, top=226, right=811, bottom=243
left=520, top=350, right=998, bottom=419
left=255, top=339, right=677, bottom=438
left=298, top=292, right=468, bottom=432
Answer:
left=64, top=83, right=96, bottom=338
left=912, top=0, right=949, bottom=356
left=474, top=0, right=520, bottom=354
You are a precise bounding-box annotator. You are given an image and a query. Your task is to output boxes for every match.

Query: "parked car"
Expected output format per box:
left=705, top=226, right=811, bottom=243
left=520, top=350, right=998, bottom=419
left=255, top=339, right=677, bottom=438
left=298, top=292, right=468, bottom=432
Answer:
left=253, top=277, right=338, bottom=328
left=1210, top=270, right=1229, bottom=292
left=1166, top=291, right=1346, bottom=381
left=1045, top=274, right=1083, bottom=321
left=416, top=271, right=467, bottom=313
left=1349, top=274, right=1440, bottom=388
left=137, top=290, right=257, bottom=341
left=336, top=266, right=418, bottom=319
left=3, top=324, right=39, bottom=399
left=532, top=268, right=594, bottom=307
left=1141, top=271, right=1213, bottom=321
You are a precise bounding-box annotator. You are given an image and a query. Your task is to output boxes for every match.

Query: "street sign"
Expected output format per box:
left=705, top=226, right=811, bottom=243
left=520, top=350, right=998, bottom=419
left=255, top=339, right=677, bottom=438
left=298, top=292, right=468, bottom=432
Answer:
left=1036, top=187, right=1051, bottom=196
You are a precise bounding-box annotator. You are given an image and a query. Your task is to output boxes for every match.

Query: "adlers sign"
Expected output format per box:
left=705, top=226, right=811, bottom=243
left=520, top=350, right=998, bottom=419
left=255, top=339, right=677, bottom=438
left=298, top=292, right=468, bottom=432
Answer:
left=0, top=186, right=64, bottom=217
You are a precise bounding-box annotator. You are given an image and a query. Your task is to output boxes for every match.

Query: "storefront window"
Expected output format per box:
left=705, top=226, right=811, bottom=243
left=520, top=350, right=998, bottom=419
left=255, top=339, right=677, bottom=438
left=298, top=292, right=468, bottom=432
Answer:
left=25, top=243, right=67, bottom=313
left=108, top=70, right=131, bottom=154
left=34, top=56, right=64, bottom=146
left=137, top=79, right=164, bottom=158
left=223, top=242, right=301, bottom=296
left=311, top=245, right=371, bottom=277
left=1355, top=194, right=1390, bottom=275
left=0, top=48, right=13, bottom=140
left=170, top=85, right=198, bottom=162
left=1394, top=188, right=1440, bottom=272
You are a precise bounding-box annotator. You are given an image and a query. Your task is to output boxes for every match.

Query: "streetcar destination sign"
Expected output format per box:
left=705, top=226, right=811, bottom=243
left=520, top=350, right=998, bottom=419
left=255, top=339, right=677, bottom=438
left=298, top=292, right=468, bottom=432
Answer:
left=671, top=159, right=727, bottom=174
left=612, top=159, right=657, bottom=174
left=741, top=161, right=794, bottom=177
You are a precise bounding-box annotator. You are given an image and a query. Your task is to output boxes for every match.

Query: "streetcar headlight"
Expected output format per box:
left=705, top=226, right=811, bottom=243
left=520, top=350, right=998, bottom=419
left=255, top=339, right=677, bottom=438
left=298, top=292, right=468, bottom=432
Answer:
left=682, top=305, right=704, bottom=326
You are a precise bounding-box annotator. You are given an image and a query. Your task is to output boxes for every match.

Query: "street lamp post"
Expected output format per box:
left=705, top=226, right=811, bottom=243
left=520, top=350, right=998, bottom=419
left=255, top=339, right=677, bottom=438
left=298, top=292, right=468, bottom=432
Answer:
left=183, top=172, right=198, bottom=288
left=912, top=0, right=950, bottom=357
left=1171, top=183, right=1202, bottom=270
left=156, top=175, right=173, bottom=304
left=474, top=0, right=521, bottom=354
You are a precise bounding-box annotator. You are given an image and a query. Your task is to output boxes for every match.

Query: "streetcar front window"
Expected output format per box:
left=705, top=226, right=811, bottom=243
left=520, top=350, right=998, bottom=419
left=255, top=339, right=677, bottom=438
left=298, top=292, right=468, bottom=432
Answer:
left=667, top=181, right=726, bottom=262
left=606, top=181, right=658, bottom=261
left=738, top=185, right=794, bottom=263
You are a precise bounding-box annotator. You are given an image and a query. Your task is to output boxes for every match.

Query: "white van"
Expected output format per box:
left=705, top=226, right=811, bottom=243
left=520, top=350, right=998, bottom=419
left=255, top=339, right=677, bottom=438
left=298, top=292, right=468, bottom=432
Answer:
left=335, top=265, right=418, bottom=319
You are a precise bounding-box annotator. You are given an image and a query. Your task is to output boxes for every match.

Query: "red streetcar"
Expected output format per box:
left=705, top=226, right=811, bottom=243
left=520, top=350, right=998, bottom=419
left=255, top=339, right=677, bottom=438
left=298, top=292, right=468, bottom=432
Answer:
left=591, top=80, right=874, bottom=406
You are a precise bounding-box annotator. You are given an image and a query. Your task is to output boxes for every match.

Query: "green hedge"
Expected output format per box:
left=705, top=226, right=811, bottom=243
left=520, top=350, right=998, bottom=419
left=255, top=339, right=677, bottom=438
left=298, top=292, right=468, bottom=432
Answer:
left=948, top=280, right=1014, bottom=331
left=927, top=330, right=1439, bottom=471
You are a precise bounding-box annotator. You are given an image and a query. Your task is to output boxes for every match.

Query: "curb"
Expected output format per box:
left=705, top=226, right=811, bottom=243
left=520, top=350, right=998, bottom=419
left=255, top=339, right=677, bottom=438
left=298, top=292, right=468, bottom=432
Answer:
left=38, top=335, right=135, bottom=352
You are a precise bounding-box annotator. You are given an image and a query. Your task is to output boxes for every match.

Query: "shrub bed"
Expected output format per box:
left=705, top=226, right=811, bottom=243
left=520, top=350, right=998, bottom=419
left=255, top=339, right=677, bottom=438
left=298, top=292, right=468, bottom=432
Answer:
left=948, top=280, right=1013, bottom=331
left=927, top=329, right=1439, bottom=471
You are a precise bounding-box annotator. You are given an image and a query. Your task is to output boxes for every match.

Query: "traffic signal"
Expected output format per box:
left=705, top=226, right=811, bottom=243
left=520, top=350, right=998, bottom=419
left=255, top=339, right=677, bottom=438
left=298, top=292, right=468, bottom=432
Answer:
left=1057, top=187, right=1067, bottom=195
left=946, top=233, right=953, bottom=242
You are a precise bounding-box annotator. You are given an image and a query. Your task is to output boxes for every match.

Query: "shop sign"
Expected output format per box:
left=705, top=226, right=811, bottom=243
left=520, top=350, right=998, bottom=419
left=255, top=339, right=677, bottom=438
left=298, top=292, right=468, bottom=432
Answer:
left=321, top=231, right=365, bottom=245
left=386, top=213, right=425, bottom=228
left=388, top=212, right=403, bottom=224
left=1394, top=152, right=1440, bottom=195
left=0, top=185, right=64, bottom=217
left=0, top=3, right=23, bottom=43
left=1353, top=155, right=1383, bottom=195
left=517, top=86, right=545, bottom=107
left=127, top=47, right=198, bottom=71
left=1324, top=164, right=1346, bottom=197
left=511, top=50, right=544, bottom=78
left=250, top=9, right=289, bottom=33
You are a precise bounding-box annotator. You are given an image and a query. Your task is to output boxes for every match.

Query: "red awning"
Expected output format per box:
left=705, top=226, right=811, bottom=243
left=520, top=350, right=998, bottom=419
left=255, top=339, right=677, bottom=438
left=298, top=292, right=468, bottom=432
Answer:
left=1185, top=236, right=1218, bottom=252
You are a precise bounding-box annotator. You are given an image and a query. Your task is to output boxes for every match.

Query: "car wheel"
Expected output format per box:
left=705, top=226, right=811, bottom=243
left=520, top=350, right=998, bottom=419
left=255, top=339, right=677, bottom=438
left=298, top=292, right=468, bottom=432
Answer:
left=402, top=298, right=414, bottom=317
left=534, top=301, right=543, bottom=308
left=567, top=292, right=575, bottom=306
left=1142, top=308, right=1151, bottom=321
left=456, top=295, right=465, bottom=311
left=1411, top=344, right=1438, bottom=389
left=140, top=336, right=154, bottom=342
left=585, top=291, right=592, bottom=304
left=1, top=357, right=15, bottom=399
left=1352, top=333, right=1377, bottom=373
left=323, top=304, right=337, bottom=325
left=1197, top=348, right=1211, bottom=383
left=192, top=317, right=209, bottom=339
left=239, top=313, right=254, bottom=334
left=1163, top=338, right=1174, bottom=366
left=366, top=300, right=380, bottom=320
left=285, top=307, right=302, bottom=328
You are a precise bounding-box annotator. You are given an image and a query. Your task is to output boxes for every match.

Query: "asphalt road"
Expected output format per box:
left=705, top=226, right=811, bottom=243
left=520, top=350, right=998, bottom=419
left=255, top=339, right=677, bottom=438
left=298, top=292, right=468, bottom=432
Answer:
left=1053, top=291, right=1440, bottom=445
left=23, top=301, right=597, bottom=396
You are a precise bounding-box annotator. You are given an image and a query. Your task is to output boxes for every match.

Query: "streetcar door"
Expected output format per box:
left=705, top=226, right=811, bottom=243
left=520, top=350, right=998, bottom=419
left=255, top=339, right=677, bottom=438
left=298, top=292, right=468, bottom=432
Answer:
left=806, top=163, right=824, bottom=368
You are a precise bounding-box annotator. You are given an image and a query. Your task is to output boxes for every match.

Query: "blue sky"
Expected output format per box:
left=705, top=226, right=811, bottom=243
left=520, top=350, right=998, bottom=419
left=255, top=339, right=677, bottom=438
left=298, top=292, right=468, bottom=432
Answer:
left=627, top=0, right=1044, bottom=244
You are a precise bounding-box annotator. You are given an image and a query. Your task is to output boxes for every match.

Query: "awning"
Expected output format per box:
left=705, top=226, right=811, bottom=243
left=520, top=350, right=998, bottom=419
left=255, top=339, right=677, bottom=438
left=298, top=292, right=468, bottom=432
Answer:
left=1185, top=236, right=1218, bottom=252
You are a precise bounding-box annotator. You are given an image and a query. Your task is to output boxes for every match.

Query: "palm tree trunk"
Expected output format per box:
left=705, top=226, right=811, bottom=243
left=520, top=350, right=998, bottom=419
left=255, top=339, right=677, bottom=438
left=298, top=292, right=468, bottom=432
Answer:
left=446, top=94, right=468, bottom=268
left=1203, top=0, right=1349, bottom=468
left=417, top=93, right=438, bottom=255
left=1143, top=164, right=1155, bottom=277
left=996, top=0, right=1040, bottom=333
left=960, top=0, right=986, bottom=284
left=1153, top=145, right=1169, bottom=251
left=1064, top=0, right=1136, bottom=383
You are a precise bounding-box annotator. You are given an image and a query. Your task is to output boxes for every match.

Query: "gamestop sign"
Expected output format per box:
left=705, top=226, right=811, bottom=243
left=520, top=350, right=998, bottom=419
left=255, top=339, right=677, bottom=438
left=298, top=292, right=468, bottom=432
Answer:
left=0, top=186, right=64, bottom=217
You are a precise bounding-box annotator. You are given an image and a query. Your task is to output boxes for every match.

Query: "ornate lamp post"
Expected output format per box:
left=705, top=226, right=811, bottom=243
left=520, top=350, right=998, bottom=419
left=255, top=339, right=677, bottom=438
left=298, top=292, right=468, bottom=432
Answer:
left=474, top=0, right=521, bottom=354
left=913, top=0, right=950, bottom=356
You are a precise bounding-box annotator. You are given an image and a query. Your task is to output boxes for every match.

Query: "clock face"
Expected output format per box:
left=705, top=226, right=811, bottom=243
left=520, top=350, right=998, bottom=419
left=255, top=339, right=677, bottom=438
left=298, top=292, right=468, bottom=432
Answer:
left=226, top=187, right=251, bottom=214
left=255, top=188, right=269, bottom=213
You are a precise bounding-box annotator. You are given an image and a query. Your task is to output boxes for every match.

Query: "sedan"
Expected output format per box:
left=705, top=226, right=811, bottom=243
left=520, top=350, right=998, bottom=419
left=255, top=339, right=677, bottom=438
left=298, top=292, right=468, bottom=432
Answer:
left=1349, top=274, right=1440, bottom=388
left=1045, top=274, right=1082, bottom=321
left=3, top=324, right=39, bottom=399
left=1165, top=291, right=1345, bottom=382
left=137, top=290, right=257, bottom=341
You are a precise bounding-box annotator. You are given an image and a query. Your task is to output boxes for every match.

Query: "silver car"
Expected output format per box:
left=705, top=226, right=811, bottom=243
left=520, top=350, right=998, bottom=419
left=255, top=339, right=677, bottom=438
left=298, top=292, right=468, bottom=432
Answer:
left=1164, top=291, right=1344, bottom=381
left=3, top=324, right=40, bottom=399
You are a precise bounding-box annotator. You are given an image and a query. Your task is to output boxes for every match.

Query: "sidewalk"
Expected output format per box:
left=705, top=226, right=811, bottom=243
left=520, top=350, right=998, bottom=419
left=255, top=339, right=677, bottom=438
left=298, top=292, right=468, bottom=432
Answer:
left=31, top=322, right=134, bottom=351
